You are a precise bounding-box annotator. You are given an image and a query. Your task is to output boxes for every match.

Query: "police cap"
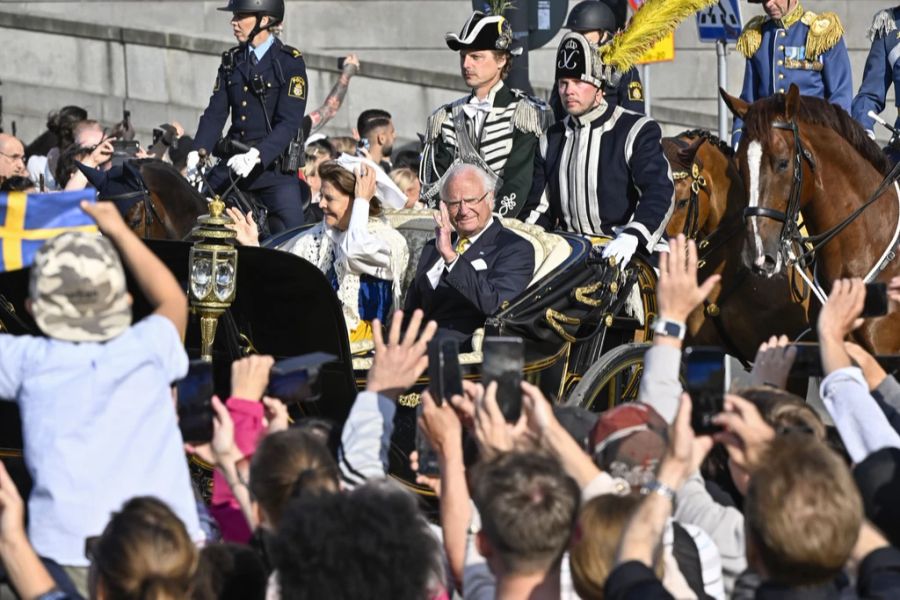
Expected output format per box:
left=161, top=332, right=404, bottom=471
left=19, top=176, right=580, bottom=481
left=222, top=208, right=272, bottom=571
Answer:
left=565, top=1, right=617, bottom=33
left=218, top=0, right=284, bottom=23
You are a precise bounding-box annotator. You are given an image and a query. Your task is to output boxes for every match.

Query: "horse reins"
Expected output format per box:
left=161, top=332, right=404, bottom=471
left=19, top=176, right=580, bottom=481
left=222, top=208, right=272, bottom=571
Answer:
left=747, top=118, right=900, bottom=297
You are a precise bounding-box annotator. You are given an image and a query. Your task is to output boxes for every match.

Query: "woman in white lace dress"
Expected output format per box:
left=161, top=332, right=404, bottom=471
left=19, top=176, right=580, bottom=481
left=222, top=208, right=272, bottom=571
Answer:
left=228, top=155, right=409, bottom=342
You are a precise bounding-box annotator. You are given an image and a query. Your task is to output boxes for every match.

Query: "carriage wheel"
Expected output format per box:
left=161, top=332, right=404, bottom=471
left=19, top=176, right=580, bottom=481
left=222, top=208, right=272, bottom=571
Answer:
left=565, top=342, right=650, bottom=412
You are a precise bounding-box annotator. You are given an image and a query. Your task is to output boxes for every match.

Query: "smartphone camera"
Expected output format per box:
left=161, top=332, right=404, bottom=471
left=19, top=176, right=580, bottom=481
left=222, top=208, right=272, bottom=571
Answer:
left=428, top=339, right=463, bottom=406
left=482, top=337, right=525, bottom=422
left=862, top=282, right=889, bottom=318
left=683, top=347, right=726, bottom=435
left=176, top=360, right=216, bottom=444
left=266, top=352, right=336, bottom=405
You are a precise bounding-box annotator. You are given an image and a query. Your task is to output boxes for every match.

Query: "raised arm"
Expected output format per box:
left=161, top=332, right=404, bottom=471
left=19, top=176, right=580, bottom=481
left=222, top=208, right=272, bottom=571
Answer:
left=307, top=55, right=360, bottom=134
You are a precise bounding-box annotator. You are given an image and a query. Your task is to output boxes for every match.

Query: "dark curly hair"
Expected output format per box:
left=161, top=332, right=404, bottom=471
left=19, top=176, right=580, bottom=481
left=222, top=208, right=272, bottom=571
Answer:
left=272, top=480, right=443, bottom=600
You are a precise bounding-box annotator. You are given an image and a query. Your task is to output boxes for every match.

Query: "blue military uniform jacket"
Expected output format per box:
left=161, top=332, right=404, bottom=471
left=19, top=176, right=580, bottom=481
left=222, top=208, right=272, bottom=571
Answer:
left=732, top=4, right=852, bottom=146
left=193, top=37, right=307, bottom=190
left=853, top=7, right=900, bottom=136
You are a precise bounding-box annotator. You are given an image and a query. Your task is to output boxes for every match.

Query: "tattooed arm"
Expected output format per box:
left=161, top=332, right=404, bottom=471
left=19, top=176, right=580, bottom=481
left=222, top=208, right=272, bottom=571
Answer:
left=307, top=54, right=360, bottom=133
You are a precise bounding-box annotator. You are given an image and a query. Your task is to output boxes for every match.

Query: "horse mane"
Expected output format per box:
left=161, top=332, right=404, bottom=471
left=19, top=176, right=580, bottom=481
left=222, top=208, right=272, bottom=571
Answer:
left=664, top=129, right=734, bottom=171
left=743, top=95, right=891, bottom=176
left=136, top=159, right=208, bottom=220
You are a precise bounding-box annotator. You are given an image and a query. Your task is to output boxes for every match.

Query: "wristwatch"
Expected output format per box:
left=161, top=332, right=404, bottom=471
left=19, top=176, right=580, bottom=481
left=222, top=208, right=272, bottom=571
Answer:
left=652, top=317, right=686, bottom=340
left=641, top=479, right=677, bottom=502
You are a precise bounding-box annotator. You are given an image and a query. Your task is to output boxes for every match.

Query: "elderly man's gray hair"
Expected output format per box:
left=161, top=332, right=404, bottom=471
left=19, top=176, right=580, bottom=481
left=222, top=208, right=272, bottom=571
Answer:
left=439, top=163, right=499, bottom=201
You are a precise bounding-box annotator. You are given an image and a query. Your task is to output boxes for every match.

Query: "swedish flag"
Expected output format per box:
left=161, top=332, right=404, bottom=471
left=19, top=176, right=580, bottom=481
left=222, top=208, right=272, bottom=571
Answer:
left=0, top=189, right=99, bottom=272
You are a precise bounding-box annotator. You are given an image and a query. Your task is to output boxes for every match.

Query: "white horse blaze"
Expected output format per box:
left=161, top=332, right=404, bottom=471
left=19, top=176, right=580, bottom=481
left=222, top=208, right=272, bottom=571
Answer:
left=747, top=141, right=766, bottom=265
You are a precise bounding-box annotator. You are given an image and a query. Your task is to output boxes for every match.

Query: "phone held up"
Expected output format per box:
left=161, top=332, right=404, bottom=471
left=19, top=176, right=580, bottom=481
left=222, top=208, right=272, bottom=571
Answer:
left=416, top=339, right=464, bottom=477
left=176, top=360, right=216, bottom=445
left=683, top=347, right=728, bottom=435
left=862, top=282, right=889, bottom=318
left=482, top=337, right=525, bottom=423
left=266, top=352, right=336, bottom=405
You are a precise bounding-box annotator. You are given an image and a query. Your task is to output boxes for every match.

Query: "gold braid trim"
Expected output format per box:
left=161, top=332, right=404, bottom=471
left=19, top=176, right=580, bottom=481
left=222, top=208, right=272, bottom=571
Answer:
left=805, top=12, right=844, bottom=59
left=736, top=16, right=766, bottom=58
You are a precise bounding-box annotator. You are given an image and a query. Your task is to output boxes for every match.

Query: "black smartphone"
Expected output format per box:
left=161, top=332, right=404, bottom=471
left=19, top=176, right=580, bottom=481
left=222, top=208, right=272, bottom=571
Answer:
left=357, top=138, right=370, bottom=151
left=482, top=337, right=525, bottom=422
left=110, top=139, right=139, bottom=168
left=788, top=342, right=823, bottom=377
left=337, top=57, right=346, bottom=70
left=266, top=352, right=336, bottom=404
left=176, top=360, right=215, bottom=444
left=428, top=338, right=463, bottom=406
left=683, top=347, right=726, bottom=434
left=415, top=405, right=440, bottom=477
left=863, top=282, right=889, bottom=317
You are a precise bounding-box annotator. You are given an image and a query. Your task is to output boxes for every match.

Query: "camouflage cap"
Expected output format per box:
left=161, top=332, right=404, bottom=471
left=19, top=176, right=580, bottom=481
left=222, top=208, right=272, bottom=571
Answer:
left=29, top=231, right=132, bottom=342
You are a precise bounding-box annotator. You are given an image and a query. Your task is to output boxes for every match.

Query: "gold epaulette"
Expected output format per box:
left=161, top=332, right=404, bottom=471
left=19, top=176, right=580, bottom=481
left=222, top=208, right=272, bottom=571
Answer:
left=804, top=11, right=844, bottom=58
left=736, top=16, right=767, bottom=58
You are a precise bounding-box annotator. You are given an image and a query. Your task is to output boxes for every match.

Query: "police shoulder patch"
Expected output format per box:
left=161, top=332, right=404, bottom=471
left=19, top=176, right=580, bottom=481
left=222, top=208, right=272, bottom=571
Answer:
left=288, top=75, right=306, bottom=99
left=628, top=81, right=644, bottom=101
left=805, top=11, right=844, bottom=59
left=281, top=44, right=303, bottom=59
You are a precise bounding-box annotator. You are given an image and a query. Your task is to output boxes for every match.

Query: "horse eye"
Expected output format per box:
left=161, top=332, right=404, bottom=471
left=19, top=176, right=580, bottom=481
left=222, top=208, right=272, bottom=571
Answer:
left=676, top=199, right=689, bottom=209
left=776, top=159, right=789, bottom=172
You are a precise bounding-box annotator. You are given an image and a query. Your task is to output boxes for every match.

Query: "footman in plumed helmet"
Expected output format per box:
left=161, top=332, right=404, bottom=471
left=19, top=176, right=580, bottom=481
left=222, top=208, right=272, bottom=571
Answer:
left=520, top=0, right=720, bottom=268
left=189, top=0, right=307, bottom=234
left=418, top=2, right=553, bottom=219
left=731, top=0, right=852, bottom=147
left=549, top=0, right=645, bottom=121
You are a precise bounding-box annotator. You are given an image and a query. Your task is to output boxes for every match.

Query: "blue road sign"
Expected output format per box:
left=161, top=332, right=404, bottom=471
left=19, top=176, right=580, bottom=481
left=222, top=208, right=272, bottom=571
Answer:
left=696, top=0, right=743, bottom=43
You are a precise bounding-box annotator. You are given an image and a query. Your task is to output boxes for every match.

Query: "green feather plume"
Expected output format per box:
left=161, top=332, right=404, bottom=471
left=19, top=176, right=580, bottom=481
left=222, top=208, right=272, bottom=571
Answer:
left=601, top=0, right=718, bottom=72
left=485, top=0, right=515, bottom=15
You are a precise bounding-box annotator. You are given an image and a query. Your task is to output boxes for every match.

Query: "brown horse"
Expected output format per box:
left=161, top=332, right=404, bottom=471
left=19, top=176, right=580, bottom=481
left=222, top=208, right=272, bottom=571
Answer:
left=722, top=85, right=900, bottom=353
left=124, top=160, right=207, bottom=240
left=662, top=129, right=811, bottom=361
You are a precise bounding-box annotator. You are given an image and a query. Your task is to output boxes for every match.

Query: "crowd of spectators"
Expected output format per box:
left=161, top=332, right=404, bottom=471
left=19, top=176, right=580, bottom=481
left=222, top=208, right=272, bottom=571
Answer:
left=3, top=39, right=900, bottom=600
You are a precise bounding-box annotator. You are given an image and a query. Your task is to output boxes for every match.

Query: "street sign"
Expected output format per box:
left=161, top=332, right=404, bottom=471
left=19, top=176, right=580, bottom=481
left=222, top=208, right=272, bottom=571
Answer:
left=636, top=32, right=675, bottom=64
left=627, top=0, right=644, bottom=12
left=696, top=0, right=743, bottom=43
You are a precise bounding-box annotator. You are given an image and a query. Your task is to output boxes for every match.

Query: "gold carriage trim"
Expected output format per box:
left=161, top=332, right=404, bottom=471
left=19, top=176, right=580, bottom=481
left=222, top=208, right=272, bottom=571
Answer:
left=737, top=15, right=766, bottom=58
left=545, top=308, right=581, bottom=343
left=397, top=392, right=421, bottom=408
left=805, top=12, right=844, bottom=59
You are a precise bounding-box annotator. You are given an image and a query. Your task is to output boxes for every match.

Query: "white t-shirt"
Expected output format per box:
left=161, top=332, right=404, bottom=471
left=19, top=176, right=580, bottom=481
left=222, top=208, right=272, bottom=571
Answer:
left=0, top=315, right=201, bottom=566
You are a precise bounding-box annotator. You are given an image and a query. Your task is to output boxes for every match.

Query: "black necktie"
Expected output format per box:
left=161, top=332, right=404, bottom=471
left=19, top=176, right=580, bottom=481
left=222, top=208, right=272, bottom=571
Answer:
left=250, top=52, right=258, bottom=66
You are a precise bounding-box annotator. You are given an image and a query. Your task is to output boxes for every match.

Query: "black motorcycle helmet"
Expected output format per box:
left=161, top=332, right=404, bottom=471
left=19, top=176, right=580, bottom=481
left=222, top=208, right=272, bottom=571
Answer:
left=218, top=0, right=284, bottom=25
left=564, top=1, right=617, bottom=33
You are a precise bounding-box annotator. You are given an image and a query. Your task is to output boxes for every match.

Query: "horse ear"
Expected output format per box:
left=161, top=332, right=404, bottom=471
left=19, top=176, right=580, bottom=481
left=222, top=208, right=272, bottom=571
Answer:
left=720, top=88, right=748, bottom=119
left=785, top=84, right=801, bottom=119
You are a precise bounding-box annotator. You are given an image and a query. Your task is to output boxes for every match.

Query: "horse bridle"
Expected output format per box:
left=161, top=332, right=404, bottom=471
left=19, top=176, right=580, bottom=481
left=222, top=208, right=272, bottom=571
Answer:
left=109, top=189, right=180, bottom=240
left=672, top=162, right=707, bottom=240
left=742, top=119, right=817, bottom=258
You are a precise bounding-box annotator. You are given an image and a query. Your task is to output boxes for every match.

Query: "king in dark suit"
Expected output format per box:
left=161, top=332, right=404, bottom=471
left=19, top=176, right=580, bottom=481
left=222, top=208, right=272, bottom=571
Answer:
left=405, top=163, right=534, bottom=347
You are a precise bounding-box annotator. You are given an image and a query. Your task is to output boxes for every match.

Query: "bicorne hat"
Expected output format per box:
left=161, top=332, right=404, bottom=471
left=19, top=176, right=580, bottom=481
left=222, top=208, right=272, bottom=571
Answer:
left=445, top=12, right=524, bottom=56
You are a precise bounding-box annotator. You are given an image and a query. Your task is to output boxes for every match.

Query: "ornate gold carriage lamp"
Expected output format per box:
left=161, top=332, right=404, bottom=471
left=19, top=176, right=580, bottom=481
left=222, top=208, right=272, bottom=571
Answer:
left=188, top=196, right=238, bottom=362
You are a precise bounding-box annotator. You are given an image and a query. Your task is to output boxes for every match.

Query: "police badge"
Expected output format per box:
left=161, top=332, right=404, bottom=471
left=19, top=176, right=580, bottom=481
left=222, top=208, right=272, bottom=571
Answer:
left=288, top=76, right=306, bottom=99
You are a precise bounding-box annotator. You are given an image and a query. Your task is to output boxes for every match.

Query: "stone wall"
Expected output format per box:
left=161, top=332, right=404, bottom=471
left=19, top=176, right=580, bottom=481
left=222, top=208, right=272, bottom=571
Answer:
left=0, top=1, right=894, bottom=145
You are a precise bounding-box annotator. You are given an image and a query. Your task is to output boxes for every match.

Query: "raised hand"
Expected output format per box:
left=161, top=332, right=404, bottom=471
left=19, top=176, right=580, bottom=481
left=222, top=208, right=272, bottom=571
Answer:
left=366, top=309, right=438, bottom=400
left=657, top=234, right=721, bottom=323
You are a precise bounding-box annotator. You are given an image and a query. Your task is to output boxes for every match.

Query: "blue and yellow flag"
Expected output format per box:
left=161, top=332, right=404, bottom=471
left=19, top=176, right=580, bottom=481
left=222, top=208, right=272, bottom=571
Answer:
left=0, top=189, right=99, bottom=272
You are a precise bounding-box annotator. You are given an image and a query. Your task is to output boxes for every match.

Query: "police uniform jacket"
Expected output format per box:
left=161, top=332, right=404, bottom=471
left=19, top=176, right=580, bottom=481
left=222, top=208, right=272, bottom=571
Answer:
left=193, top=37, right=308, bottom=190
left=419, top=81, right=552, bottom=218
left=549, top=66, right=645, bottom=121
left=522, top=102, right=674, bottom=254
left=732, top=4, right=851, bottom=146
left=853, top=7, right=900, bottom=136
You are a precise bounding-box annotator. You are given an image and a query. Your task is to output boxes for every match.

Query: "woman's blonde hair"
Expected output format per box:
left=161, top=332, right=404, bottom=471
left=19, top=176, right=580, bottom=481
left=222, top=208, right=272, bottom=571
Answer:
left=571, top=494, right=663, bottom=600
left=90, top=497, right=197, bottom=600
left=389, top=167, right=417, bottom=193
left=318, top=161, right=382, bottom=217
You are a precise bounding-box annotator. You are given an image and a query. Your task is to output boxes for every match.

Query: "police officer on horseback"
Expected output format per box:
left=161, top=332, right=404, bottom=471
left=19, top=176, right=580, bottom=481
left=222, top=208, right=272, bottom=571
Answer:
left=189, top=0, right=307, bottom=234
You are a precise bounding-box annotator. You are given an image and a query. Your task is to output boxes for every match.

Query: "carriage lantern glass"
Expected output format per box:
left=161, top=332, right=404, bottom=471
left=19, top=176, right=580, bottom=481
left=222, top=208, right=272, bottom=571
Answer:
left=188, top=196, right=238, bottom=362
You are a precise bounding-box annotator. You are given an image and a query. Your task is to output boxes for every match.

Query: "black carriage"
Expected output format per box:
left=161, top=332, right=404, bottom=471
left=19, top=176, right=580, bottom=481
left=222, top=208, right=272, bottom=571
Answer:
left=0, top=210, right=658, bottom=492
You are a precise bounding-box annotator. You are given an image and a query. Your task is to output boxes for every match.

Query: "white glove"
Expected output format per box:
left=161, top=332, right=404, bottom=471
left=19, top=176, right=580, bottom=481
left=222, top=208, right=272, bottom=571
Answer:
left=227, top=148, right=261, bottom=179
left=601, top=233, right=640, bottom=265
left=186, top=150, right=200, bottom=179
